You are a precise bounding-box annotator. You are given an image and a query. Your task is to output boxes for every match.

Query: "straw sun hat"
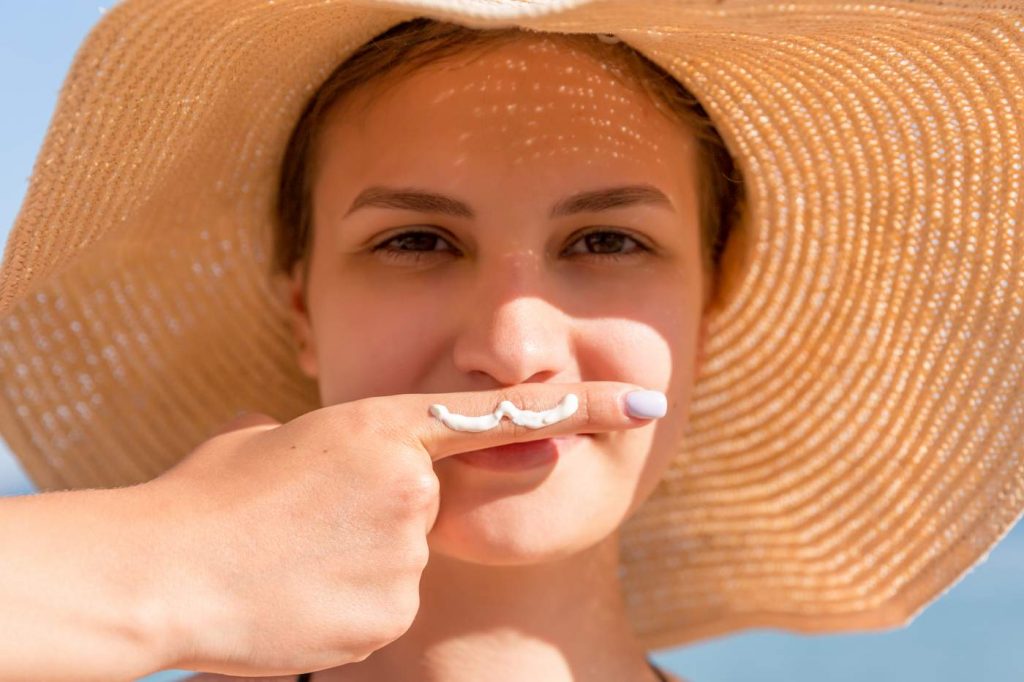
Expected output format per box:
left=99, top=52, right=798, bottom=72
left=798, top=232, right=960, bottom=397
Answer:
left=1, top=0, right=1022, bottom=652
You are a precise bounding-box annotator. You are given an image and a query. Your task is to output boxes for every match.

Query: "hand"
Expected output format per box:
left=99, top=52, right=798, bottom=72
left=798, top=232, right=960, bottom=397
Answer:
left=142, top=381, right=660, bottom=677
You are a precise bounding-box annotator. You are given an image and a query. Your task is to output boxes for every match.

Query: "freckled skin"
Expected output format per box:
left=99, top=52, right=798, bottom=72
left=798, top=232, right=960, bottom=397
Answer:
left=280, top=34, right=705, bottom=682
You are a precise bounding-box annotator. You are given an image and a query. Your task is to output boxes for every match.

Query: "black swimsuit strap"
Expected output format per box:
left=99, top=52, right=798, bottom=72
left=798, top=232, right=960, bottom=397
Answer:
left=296, top=661, right=668, bottom=681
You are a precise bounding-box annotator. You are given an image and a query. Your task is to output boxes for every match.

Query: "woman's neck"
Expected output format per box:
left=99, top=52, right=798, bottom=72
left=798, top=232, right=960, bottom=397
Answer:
left=319, top=531, right=662, bottom=682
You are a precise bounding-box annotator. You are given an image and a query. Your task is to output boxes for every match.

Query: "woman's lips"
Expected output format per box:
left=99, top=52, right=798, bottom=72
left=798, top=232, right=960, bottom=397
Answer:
left=452, top=434, right=591, bottom=471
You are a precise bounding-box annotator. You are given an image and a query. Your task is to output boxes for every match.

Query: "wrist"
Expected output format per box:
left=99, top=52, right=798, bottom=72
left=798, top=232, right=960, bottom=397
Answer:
left=125, top=476, right=241, bottom=673
left=102, top=481, right=194, bottom=675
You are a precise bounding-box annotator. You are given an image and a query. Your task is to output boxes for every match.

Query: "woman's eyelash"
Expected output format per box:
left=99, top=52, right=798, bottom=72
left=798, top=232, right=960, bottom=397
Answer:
left=370, top=228, right=651, bottom=262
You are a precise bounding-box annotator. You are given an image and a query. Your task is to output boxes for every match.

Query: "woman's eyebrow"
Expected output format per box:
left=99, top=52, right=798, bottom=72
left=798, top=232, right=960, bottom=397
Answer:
left=343, top=184, right=676, bottom=219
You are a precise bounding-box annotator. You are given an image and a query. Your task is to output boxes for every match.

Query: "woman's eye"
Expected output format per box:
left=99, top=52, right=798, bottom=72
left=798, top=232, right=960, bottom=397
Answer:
left=371, top=228, right=650, bottom=263
left=563, top=230, right=651, bottom=260
left=371, top=230, right=458, bottom=262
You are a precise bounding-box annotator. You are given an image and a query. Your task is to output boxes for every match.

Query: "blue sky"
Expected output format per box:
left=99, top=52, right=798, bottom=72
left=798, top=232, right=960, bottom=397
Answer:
left=1, top=3, right=1022, bottom=681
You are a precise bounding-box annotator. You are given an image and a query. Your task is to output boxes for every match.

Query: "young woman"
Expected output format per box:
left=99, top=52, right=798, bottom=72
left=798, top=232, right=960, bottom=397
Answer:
left=191, top=18, right=719, bottom=680
left=0, top=2, right=1020, bottom=681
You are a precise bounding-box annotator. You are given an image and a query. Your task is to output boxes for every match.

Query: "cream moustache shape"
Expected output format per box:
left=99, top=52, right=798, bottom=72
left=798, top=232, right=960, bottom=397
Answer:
left=429, top=394, right=579, bottom=432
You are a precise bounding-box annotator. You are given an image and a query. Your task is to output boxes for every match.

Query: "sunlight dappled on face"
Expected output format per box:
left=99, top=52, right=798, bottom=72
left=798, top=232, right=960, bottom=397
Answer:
left=293, top=33, right=706, bottom=566
left=422, top=38, right=671, bottom=172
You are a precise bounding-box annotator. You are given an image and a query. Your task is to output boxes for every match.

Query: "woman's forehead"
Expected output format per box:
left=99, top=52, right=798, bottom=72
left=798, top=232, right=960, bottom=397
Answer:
left=314, top=36, right=697, bottom=202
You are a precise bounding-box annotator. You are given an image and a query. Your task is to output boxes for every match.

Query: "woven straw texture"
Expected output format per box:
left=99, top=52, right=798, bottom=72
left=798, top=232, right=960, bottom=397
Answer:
left=1, top=0, right=1022, bottom=650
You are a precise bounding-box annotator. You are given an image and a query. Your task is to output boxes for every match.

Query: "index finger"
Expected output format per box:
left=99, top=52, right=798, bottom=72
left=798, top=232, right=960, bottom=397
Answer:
left=382, top=381, right=667, bottom=461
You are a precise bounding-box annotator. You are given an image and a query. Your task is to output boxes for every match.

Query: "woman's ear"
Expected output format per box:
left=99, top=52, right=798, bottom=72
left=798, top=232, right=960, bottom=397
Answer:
left=273, top=262, right=318, bottom=379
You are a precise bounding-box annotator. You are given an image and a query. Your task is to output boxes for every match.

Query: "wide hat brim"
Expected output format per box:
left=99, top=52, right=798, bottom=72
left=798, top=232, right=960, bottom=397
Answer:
left=1, top=0, right=1022, bottom=650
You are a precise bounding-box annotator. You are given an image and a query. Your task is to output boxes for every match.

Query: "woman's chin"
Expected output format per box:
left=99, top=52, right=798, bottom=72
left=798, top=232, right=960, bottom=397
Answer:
left=426, top=502, right=615, bottom=567
left=425, top=434, right=633, bottom=565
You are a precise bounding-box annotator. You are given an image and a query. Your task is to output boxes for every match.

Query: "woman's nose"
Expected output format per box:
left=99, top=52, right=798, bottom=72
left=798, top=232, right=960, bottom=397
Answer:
left=451, top=259, right=573, bottom=386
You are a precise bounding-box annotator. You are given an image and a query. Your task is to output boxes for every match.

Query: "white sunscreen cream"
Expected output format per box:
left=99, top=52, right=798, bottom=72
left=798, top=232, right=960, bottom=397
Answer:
left=429, top=393, right=579, bottom=432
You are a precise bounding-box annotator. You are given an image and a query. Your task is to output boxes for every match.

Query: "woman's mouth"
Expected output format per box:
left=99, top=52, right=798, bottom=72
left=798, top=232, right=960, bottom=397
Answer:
left=452, top=434, right=591, bottom=471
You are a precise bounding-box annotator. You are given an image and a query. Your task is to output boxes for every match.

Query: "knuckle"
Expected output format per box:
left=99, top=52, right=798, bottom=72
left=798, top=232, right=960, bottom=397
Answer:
left=579, top=387, right=595, bottom=425
left=505, top=417, right=531, bottom=440
left=381, top=589, right=420, bottom=641
left=352, top=588, right=418, bottom=653
left=492, top=387, right=531, bottom=438
left=405, top=533, right=431, bottom=568
left=411, top=542, right=431, bottom=569
left=382, top=620, right=412, bottom=647
left=328, top=626, right=378, bottom=663
left=394, top=470, right=439, bottom=511
left=398, top=582, right=423, bottom=619
left=342, top=633, right=382, bottom=664
left=501, top=386, right=530, bottom=413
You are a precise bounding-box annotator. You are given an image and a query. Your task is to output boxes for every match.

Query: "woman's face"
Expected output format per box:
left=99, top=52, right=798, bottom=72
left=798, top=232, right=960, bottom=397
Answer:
left=284, top=35, right=708, bottom=564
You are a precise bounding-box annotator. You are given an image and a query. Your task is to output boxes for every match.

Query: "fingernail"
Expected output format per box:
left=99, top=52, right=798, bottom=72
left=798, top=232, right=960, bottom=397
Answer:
left=624, top=389, right=667, bottom=419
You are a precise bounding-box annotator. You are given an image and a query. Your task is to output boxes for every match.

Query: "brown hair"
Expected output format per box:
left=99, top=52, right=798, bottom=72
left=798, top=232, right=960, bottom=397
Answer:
left=273, top=17, right=746, bottom=313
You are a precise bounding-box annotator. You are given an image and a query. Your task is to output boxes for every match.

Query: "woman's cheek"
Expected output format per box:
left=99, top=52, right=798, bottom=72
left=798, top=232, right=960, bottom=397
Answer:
left=319, top=284, right=452, bottom=390
left=579, top=318, right=676, bottom=383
